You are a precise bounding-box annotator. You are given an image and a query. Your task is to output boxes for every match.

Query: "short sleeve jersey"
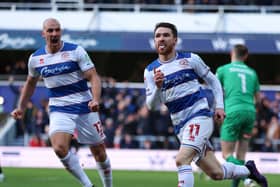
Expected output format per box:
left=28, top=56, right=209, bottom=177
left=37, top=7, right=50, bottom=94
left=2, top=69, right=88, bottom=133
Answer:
left=216, top=61, right=259, bottom=114
left=144, top=52, right=213, bottom=134
left=28, top=42, right=94, bottom=114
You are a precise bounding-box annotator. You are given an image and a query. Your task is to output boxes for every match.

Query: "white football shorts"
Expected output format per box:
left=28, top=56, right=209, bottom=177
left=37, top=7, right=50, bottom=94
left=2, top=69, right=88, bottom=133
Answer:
left=177, top=116, right=214, bottom=162
left=49, top=112, right=106, bottom=145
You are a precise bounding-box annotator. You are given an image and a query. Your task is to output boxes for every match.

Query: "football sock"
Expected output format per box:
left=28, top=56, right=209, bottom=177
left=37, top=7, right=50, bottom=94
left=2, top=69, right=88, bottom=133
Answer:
left=231, top=178, right=241, bottom=187
left=0, top=167, right=2, bottom=174
left=222, top=162, right=250, bottom=179
left=226, top=155, right=244, bottom=165
left=226, top=156, right=245, bottom=187
left=96, top=157, right=113, bottom=187
left=60, top=151, right=92, bottom=187
left=177, top=165, right=194, bottom=187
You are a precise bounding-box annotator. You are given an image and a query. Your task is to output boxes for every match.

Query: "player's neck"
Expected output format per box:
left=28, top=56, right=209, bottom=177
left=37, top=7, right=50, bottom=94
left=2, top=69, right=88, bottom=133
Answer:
left=159, top=51, right=177, bottom=63
left=46, top=41, right=63, bottom=54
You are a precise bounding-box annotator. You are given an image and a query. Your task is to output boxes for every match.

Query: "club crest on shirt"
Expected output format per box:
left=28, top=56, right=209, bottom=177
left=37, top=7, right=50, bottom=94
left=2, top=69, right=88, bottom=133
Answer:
left=39, top=58, right=44, bottom=64
left=179, top=59, right=189, bottom=66
left=61, top=52, right=70, bottom=60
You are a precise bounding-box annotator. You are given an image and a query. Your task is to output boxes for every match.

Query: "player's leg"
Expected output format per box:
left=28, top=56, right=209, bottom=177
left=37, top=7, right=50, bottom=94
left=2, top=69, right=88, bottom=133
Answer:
left=176, top=116, right=214, bottom=187
left=220, top=112, right=245, bottom=187
left=198, top=150, right=249, bottom=180
left=90, top=143, right=112, bottom=187
left=236, top=141, right=255, bottom=187
left=197, top=149, right=267, bottom=187
left=176, top=147, right=197, bottom=187
left=77, top=113, right=112, bottom=187
left=221, top=141, right=243, bottom=187
left=49, top=112, right=93, bottom=187
left=236, top=113, right=256, bottom=187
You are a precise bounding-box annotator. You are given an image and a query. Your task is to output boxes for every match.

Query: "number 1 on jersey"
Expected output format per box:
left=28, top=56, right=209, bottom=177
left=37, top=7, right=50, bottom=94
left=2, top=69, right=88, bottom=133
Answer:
left=237, top=73, right=247, bottom=93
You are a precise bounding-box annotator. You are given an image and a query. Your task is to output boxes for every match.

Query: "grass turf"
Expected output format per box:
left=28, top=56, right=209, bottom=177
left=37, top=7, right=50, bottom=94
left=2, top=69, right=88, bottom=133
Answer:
left=1, top=167, right=278, bottom=187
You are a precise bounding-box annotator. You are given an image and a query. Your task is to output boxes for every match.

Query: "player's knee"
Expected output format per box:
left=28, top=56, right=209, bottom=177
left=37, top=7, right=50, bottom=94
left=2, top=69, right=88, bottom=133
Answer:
left=53, top=144, right=69, bottom=158
left=208, top=169, right=224, bottom=180
left=175, top=155, right=192, bottom=167
left=90, top=143, right=107, bottom=162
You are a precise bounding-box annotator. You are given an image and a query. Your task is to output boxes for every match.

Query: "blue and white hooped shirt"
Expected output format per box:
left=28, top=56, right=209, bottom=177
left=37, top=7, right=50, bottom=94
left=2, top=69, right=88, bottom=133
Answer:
left=28, top=42, right=94, bottom=114
left=144, top=52, right=213, bottom=134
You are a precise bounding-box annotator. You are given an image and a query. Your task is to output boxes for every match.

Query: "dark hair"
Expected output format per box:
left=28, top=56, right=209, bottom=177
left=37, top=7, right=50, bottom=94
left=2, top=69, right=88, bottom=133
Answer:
left=233, top=44, right=248, bottom=59
left=154, top=22, right=178, bottom=38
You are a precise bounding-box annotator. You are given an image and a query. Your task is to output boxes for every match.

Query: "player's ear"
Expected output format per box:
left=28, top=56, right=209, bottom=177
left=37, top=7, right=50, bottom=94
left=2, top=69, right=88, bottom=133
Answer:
left=243, top=54, right=249, bottom=62
left=41, top=30, right=45, bottom=38
left=173, top=37, right=177, bottom=47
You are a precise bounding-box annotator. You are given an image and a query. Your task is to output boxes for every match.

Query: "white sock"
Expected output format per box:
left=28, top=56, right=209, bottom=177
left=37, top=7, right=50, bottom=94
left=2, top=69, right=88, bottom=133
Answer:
left=177, top=165, right=194, bottom=187
left=96, top=157, right=113, bottom=187
left=222, top=162, right=250, bottom=179
left=60, top=151, right=92, bottom=187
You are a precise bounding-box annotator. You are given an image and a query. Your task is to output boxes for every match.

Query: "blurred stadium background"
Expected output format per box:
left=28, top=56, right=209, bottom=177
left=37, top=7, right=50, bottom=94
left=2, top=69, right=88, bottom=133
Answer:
left=1, top=0, right=280, bottom=186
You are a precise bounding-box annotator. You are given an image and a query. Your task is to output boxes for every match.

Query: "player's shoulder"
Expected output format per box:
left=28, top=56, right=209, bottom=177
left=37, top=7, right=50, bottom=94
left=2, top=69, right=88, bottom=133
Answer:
left=177, top=51, right=202, bottom=61
left=32, top=46, right=46, bottom=57
left=177, top=51, right=192, bottom=59
left=145, top=59, right=161, bottom=72
left=217, top=63, right=231, bottom=71
left=61, top=41, right=79, bottom=52
left=247, top=66, right=259, bottom=78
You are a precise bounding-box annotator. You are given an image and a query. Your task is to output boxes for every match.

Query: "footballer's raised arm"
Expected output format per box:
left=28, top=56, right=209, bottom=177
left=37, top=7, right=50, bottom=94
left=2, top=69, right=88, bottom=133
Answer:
left=144, top=68, right=161, bottom=111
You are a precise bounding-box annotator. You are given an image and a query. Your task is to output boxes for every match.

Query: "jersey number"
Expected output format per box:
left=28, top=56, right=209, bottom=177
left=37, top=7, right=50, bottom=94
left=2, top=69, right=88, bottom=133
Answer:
left=188, top=124, right=200, bottom=141
left=93, top=121, right=104, bottom=137
left=237, top=73, right=247, bottom=93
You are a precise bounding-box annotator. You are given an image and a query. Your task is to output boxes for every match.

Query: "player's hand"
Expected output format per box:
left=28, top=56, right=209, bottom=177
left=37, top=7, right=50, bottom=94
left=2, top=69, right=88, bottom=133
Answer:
left=11, top=108, right=24, bottom=119
left=154, top=68, right=164, bottom=88
left=214, top=108, right=225, bottom=125
left=88, top=100, right=100, bottom=112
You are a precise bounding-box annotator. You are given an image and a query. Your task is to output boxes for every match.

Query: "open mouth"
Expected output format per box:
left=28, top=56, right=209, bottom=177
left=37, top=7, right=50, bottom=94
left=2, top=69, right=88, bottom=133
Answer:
left=159, top=44, right=165, bottom=49
left=51, top=38, right=59, bottom=43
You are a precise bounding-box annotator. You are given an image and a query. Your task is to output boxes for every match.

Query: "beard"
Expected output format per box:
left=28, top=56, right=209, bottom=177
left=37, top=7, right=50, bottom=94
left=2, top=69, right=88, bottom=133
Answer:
left=50, top=38, right=60, bottom=44
left=156, top=44, right=173, bottom=56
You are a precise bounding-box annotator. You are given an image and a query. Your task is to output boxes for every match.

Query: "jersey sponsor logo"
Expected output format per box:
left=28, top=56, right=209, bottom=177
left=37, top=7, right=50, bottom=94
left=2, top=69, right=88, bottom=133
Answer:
left=40, top=64, right=71, bottom=77
left=163, top=71, right=192, bottom=89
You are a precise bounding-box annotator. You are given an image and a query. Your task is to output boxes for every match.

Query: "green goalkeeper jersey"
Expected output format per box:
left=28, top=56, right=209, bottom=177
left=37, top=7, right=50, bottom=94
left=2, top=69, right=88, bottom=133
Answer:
left=216, top=61, right=260, bottom=114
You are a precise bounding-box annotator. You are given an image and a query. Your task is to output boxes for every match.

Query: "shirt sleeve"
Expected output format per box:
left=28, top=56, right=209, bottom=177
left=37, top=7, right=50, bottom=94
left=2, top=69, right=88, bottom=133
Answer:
left=215, top=66, right=224, bottom=86
left=203, top=71, right=224, bottom=109
left=189, top=53, right=210, bottom=78
left=144, top=68, right=161, bottom=111
left=76, top=46, right=95, bottom=72
left=28, top=55, right=40, bottom=78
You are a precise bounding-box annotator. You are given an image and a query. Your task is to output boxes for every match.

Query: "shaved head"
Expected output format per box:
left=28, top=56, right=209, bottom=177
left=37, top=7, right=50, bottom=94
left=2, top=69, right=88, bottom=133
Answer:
left=42, top=18, right=62, bottom=53
left=43, top=18, right=60, bottom=30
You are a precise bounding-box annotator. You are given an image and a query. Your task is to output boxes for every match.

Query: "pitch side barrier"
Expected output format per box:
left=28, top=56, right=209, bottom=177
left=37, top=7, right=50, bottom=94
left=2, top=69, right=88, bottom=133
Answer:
left=0, top=146, right=279, bottom=174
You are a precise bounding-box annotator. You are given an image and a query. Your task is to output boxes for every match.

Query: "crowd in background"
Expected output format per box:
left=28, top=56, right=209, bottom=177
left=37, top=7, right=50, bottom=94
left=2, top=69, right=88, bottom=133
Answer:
left=6, top=71, right=280, bottom=152
left=1, top=58, right=280, bottom=152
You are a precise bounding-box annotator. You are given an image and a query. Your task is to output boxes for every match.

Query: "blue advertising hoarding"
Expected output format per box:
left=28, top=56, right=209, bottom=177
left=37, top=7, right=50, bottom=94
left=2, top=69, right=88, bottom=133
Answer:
left=0, top=30, right=280, bottom=54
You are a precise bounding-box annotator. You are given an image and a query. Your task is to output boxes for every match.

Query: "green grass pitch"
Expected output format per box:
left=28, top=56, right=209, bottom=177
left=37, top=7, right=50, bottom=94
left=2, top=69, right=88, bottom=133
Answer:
left=1, top=167, right=279, bottom=187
